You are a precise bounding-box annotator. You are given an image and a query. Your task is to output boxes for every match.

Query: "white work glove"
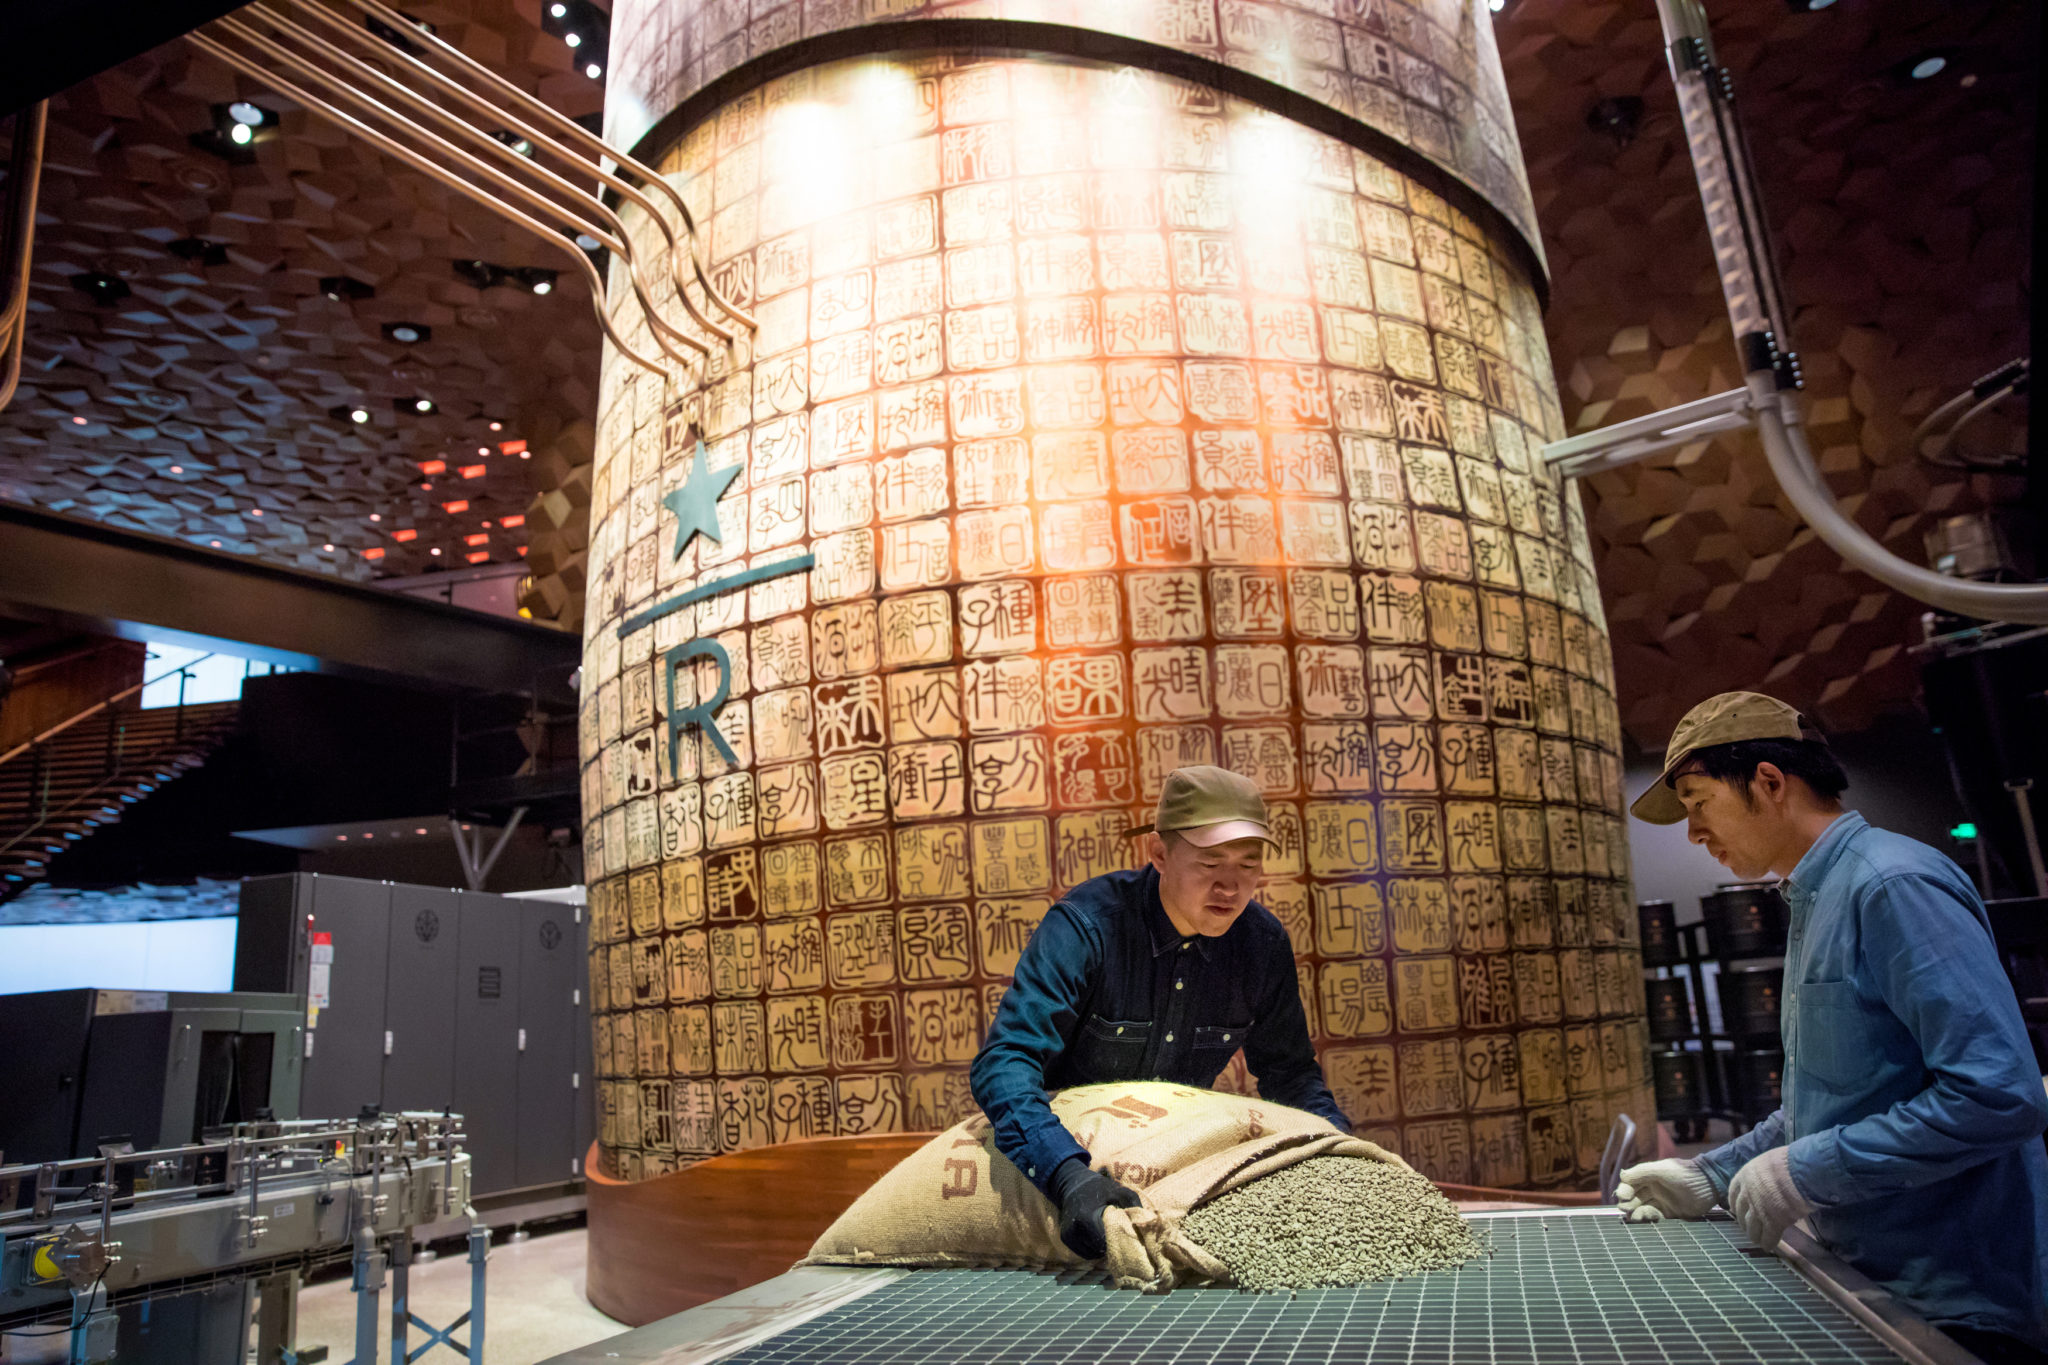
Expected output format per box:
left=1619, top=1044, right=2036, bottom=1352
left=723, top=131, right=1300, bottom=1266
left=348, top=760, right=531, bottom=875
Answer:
left=1615, top=1158, right=1717, bottom=1223
left=1727, top=1147, right=1814, bottom=1252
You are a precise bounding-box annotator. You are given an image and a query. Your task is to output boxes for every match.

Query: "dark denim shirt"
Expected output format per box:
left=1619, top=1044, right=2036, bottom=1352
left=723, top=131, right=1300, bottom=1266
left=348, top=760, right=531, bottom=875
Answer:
left=1696, top=812, right=2048, bottom=1345
left=969, top=866, right=1348, bottom=1197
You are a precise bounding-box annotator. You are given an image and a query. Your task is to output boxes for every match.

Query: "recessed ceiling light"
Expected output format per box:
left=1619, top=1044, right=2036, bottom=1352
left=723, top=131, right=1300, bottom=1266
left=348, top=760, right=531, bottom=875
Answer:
left=1911, top=54, right=1946, bottom=79
left=229, top=123, right=254, bottom=146
left=71, top=415, right=87, bottom=425
left=550, top=2, right=566, bottom=13
left=416, top=827, right=428, bottom=834
left=430, top=547, right=442, bottom=555
left=488, top=420, right=503, bottom=431
left=250, top=508, right=263, bottom=516
left=323, top=543, right=335, bottom=551
left=585, top=63, right=603, bottom=80
left=574, top=232, right=602, bottom=250
left=352, top=407, right=370, bottom=423
left=383, top=322, right=431, bottom=345
left=228, top=101, right=267, bottom=125
left=171, top=465, right=183, bottom=473
left=210, top=539, right=222, bottom=547
left=369, top=513, right=381, bottom=522
left=565, top=31, right=582, bottom=46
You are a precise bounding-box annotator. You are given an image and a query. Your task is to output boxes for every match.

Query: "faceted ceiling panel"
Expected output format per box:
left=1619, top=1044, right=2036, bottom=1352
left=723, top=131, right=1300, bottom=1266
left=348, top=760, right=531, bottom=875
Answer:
left=1496, top=0, right=2033, bottom=746
left=0, top=0, right=611, bottom=582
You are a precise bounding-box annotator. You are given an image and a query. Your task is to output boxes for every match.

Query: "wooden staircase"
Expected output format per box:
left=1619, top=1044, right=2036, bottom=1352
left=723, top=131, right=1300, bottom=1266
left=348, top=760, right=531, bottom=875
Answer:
left=0, top=699, right=242, bottom=898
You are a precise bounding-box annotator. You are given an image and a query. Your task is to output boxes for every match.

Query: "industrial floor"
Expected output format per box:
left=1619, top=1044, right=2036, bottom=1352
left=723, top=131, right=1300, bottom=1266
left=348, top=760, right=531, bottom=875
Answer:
left=296, top=1226, right=626, bottom=1365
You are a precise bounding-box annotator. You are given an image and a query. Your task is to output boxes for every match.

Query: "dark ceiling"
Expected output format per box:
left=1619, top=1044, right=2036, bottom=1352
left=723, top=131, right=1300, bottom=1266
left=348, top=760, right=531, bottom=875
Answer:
left=0, top=0, right=2035, bottom=743
left=0, top=0, right=605, bottom=581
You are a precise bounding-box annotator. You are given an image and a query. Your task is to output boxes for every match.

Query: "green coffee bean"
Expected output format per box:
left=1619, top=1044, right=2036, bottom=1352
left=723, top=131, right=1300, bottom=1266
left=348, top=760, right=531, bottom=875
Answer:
left=1181, top=1157, right=1488, bottom=1292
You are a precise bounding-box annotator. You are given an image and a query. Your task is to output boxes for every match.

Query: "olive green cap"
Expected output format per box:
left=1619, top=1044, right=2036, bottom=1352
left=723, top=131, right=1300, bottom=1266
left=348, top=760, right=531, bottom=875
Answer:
left=1630, top=691, right=1810, bottom=825
left=1132, top=765, right=1277, bottom=848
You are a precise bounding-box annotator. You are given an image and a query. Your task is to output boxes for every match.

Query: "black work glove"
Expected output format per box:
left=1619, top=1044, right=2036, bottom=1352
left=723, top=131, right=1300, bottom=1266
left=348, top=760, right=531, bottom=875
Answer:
left=1048, top=1156, right=1143, bottom=1261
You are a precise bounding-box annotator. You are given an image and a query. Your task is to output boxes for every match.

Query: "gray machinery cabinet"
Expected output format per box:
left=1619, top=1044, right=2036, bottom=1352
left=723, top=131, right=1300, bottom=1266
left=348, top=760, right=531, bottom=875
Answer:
left=236, top=872, right=585, bottom=1199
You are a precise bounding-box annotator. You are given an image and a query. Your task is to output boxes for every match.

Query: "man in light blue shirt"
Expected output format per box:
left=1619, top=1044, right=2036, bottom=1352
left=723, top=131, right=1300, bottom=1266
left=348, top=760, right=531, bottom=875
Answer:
left=1616, top=691, right=2048, bottom=1362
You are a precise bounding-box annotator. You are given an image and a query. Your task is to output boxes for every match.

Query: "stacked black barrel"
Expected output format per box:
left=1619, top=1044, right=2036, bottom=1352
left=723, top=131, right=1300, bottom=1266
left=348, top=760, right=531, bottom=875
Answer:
left=1640, top=886, right=1787, bottom=1141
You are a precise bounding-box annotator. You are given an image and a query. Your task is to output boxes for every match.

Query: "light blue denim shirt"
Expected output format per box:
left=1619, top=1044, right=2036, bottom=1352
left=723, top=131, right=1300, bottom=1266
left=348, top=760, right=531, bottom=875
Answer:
left=1696, top=811, right=2048, bottom=1344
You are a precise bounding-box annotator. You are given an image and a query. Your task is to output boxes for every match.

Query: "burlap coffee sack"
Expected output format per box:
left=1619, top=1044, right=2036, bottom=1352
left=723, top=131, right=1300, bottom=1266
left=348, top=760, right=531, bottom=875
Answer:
left=802, top=1082, right=1405, bottom=1291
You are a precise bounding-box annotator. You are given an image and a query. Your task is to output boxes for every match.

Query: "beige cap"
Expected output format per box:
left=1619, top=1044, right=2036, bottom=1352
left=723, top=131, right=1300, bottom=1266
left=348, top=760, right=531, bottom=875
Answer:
left=1630, top=691, right=1810, bottom=825
left=1132, top=766, right=1277, bottom=848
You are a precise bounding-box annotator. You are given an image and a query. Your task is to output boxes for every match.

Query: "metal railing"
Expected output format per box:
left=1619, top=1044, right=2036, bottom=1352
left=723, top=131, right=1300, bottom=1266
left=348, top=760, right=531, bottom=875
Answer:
left=0, top=654, right=223, bottom=869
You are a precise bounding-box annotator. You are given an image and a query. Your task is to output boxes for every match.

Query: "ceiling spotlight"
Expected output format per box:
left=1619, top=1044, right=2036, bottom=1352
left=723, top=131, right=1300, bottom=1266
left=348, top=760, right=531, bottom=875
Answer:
left=171, top=465, right=183, bottom=473
left=394, top=396, right=438, bottom=415
left=70, top=272, right=131, bottom=307
left=320, top=275, right=375, bottom=302
left=549, top=2, right=566, bottom=13
left=452, top=258, right=506, bottom=290
left=513, top=266, right=558, bottom=296
left=329, top=402, right=374, bottom=424
left=1488, top=0, right=1505, bottom=10
left=70, top=415, right=88, bottom=425
left=1585, top=95, right=1645, bottom=147
left=574, top=232, right=603, bottom=250
left=382, top=321, right=432, bottom=344
left=201, top=101, right=277, bottom=161
left=565, top=31, right=582, bottom=46
left=488, top=420, right=503, bottom=431
left=585, top=63, right=603, bottom=80
left=1892, top=48, right=1953, bottom=82
left=323, top=543, right=335, bottom=551
left=369, top=513, right=381, bottom=522
left=492, top=130, right=536, bottom=157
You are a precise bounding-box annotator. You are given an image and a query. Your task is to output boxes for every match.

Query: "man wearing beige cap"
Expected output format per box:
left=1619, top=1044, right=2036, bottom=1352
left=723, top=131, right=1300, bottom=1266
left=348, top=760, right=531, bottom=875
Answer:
left=1615, top=692, right=2048, bottom=1362
left=971, top=765, right=1347, bottom=1261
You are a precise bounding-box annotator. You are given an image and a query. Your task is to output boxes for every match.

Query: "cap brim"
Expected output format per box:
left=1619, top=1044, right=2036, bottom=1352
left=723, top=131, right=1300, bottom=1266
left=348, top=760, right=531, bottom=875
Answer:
left=1629, top=776, right=1687, bottom=825
left=1177, top=820, right=1279, bottom=848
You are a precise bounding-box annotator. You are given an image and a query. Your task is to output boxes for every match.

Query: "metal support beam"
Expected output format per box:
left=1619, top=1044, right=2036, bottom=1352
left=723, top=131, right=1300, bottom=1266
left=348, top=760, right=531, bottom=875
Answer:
left=1542, top=388, right=1756, bottom=479
left=0, top=504, right=577, bottom=704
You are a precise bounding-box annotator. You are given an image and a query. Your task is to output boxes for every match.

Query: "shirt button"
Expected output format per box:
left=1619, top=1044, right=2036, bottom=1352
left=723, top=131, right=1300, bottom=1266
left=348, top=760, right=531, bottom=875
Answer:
left=1165, top=1032, right=1175, bottom=1043
left=1028, top=1167, right=1036, bottom=1178
left=1223, top=1034, right=1231, bottom=1042
left=1181, top=941, right=1191, bottom=951
left=1175, top=980, right=1184, bottom=991
left=1115, top=1026, right=1124, bottom=1035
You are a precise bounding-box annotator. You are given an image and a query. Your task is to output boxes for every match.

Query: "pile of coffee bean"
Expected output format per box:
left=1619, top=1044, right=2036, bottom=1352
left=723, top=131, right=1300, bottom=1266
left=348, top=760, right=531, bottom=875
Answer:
left=1181, top=1157, right=1487, bottom=1292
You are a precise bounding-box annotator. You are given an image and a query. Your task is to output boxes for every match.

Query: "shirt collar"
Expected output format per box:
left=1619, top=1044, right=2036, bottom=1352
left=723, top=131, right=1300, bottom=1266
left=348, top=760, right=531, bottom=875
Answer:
left=1140, top=867, right=1214, bottom=959
left=1781, top=810, right=1864, bottom=902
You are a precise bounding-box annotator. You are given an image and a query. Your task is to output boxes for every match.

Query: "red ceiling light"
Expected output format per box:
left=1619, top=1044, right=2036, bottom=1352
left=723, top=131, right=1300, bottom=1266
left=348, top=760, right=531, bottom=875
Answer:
left=443, top=499, right=470, bottom=514
left=465, top=532, right=489, bottom=546
left=500, top=513, right=525, bottom=528
left=363, top=547, right=385, bottom=560
left=419, top=458, right=446, bottom=475
left=466, top=550, right=490, bottom=564
left=392, top=528, right=417, bottom=542
left=517, top=545, right=528, bottom=556
left=460, top=464, right=487, bottom=480
left=499, top=439, right=527, bottom=455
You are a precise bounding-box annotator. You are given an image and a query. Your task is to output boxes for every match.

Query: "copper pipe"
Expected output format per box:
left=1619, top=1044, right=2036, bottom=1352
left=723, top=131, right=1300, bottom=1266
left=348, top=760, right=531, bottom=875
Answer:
left=282, top=0, right=740, bottom=345
left=226, top=5, right=710, bottom=364
left=0, top=101, right=48, bottom=413
left=184, top=28, right=670, bottom=378
left=207, top=14, right=699, bottom=370
left=347, top=0, right=755, bottom=333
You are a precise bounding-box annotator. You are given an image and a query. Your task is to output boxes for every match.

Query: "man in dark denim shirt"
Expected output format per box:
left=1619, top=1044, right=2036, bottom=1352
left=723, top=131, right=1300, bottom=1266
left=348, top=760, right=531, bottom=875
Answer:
left=970, top=766, right=1348, bottom=1260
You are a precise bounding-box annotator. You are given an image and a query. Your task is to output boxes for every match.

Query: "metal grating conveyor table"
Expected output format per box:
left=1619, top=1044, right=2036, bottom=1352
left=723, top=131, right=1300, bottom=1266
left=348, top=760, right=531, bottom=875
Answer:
left=546, top=1210, right=1982, bottom=1365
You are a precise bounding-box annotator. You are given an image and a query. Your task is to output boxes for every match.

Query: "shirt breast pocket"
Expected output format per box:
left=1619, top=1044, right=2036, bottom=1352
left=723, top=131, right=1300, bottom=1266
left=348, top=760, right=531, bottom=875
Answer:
left=1070, top=1015, right=1151, bottom=1080
left=1191, top=1022, right=1251, bottom=1074
left=1793, top=980, right=1865, bottom=1090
